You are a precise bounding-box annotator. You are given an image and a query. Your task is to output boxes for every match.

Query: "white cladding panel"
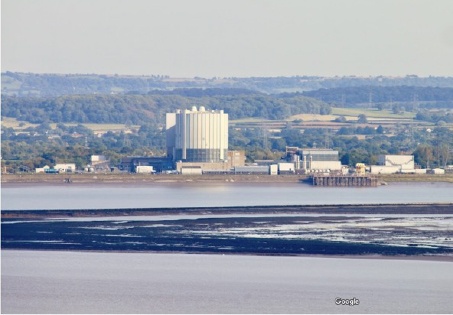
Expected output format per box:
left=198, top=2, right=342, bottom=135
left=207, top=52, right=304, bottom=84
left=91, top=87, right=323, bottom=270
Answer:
left=378, top=155, right=414, bottom=170
left=278, top=163, right=295, bottom=171
left=181, top=167, right=203, bottom=175
left=168, top=108, right=228, bottom=161
left=180, top=111, right=227, bottom=150
left=430, top=168, right=445, bottom=174
left=136, top=166, right=154, bottom=173
left=309, top=161, right=342, bottom=171
left=270, top=164, right=278, bottom=175
left=370, top=165, right=401, bottom=174
left=55, top=163, right=76, bottom=172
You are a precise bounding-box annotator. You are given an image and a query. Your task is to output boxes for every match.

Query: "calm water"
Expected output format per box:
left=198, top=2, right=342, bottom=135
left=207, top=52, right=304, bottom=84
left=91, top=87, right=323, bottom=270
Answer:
left=2, top=250, right=452, bottom=314
left=2, top=182, right=453, bottom=314
left=2, top=182, right=453, bottom=210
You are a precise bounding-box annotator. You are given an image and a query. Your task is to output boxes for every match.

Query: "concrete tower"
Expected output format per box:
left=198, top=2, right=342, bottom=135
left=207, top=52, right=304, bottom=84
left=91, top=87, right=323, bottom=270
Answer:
left=166, top=106, right=228, bottom=162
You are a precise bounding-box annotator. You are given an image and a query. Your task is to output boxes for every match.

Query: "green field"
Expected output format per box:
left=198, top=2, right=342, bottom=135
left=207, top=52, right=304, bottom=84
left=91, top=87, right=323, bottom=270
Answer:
left=1, top=117, right=138, bottom=133
left=1, top=117, right=38, bottom=129
left=331, top=108, right=416, bottom=119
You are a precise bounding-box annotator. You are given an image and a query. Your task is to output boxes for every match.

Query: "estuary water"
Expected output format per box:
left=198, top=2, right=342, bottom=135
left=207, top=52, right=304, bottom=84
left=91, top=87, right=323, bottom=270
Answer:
left=2, top=182, right=453, bottom=314
left=2, top=250, right=452, bottom=314
left=2, top=181, right=453, bottom=210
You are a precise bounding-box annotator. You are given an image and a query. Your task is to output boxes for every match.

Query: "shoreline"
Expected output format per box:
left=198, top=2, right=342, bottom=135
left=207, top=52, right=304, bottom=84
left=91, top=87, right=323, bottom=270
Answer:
left=2, top=173, right=453, bottom=185
left=3, top=202, right=453, bottom=217
left=2, top=248, right=452, bottom=262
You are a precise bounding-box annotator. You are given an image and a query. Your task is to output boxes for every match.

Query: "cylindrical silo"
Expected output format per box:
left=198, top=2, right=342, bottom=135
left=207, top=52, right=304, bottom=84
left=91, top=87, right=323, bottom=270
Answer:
left=167, top=107, right=228, bottom=162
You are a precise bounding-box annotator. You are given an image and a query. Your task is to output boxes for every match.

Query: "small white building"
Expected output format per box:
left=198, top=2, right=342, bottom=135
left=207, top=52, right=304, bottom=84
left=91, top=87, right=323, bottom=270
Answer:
left=278, top=162, right=295, bottom=174
left=35, top=165, right=50, bottom=173
left=371, top=155, right=415, bottom=174
left=429, top=168, right=445, bottom=175
left=370, top=165, right=401, bottom=174
left=91, top=155, right=107, bottom=164
left=54, top=163, right=76, bottom=173
left=180, top=166, right=203, bottom=175
left=135, top=165, right=154, bottom=174
left=269, top=164, right=278, bottom=175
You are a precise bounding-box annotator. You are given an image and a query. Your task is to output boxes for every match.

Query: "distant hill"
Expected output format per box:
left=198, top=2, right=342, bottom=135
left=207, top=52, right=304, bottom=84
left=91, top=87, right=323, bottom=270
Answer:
left=3, top=72, right=453, bottom=96
left=0, top=91, right=330, bottom=125
left=302, top=86, right=453, bottom=109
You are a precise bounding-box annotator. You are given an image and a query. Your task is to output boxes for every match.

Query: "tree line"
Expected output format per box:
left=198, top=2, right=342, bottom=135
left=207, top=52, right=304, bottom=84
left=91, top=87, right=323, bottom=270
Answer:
left=302, top=86, right=453, bottom=108
left=1, top=92, right=331, bottom=125
left=3, top=119, right=452, bottom=172
left=3, top=72, right=453, bottom=97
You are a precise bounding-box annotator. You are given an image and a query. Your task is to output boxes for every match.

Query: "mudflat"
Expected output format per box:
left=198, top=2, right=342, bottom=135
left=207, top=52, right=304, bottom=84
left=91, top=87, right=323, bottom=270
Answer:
left=2, top=203, right=453, bottom=258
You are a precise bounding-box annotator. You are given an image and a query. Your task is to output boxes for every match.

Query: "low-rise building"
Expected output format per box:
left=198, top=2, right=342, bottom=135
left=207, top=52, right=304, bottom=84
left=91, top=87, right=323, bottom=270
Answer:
left=180, top=166, right=203, bottom=175
left=370, top=155, right=415, bottom=174
left=91, top=155, right=107, bottom=164
left=227, top=150, right=246, bottom=168
left=135, top=165, right=154, bottom=174
left=370, top=165, right=401, bottom=174
left=285, top=147, right=342, bottom=172
left=55, top=163, right=76, bottom=173
left=35, top=165, right=50, bottom=173
left=176, top=161, right=230, bottom=173
left=119, top=157, right=174, bottom=173
left=278, top=162, right=295, bottom=174
left=378, top=155, right=414, bottom=170
left=429, top=168, right=445, bottom=175
left=234, top=165, right=269, bottom=175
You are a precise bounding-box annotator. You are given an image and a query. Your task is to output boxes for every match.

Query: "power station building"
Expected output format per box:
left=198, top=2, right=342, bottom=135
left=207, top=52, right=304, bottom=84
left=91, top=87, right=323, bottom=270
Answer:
left=285, top=147, right=342, bottom=172
left=166, top=106, right=229, bottom=163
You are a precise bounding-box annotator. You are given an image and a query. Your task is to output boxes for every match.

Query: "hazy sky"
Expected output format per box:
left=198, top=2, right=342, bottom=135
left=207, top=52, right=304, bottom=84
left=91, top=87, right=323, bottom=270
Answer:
left=2, top=0, right=453, bottom=77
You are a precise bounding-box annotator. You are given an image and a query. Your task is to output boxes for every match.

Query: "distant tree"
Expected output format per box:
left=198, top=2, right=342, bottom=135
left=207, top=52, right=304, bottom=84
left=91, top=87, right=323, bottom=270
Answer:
left=334, top=116, right=347, bottom=123
left=392, top=104, right=403, bottom=114
left=340, top=148, right=370, bottom=166
left=357, top=114, right=368, bottom=123
left=376, top=103, right=385, bottom=111
left=413, top=145, right=434, bottom=169
left=415, top=110, right=431, bottom=122
left=376, top=125, right=385, bottom=134
left=336, top=127, right=354, bottom=135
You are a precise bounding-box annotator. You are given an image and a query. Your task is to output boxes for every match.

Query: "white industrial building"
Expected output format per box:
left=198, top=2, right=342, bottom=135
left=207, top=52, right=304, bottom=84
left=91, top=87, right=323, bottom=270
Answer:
left=370, top=155, right=415, bottom=174
left=286, top=147, right=342, bottom=172
left=54, top=163, right=76, bottom=173
left=299, top=149, right=342, bottom=171
left=166, top=106, right=228, bottom=163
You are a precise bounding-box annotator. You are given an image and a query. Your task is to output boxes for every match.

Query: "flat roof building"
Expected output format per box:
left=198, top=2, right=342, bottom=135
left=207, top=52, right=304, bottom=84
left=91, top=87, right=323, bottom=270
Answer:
left=286, top=147, right=342, bottom=172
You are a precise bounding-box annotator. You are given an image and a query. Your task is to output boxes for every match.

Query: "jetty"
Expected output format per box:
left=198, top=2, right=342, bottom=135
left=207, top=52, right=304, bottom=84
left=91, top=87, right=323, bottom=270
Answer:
left=311, top=174, right=378, bottom=187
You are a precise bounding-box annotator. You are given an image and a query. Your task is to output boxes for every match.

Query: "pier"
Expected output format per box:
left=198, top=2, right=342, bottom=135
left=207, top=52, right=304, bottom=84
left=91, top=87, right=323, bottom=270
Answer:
left=311, top=174, right=378, bottom=187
